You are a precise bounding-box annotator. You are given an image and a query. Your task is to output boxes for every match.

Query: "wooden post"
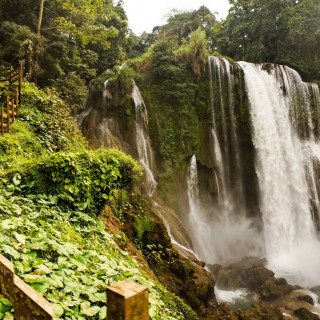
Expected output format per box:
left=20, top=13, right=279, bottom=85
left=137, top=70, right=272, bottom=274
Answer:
left=0, top=254, right=54, bottom=320
left=0, top=107, right=3, bottom=136
left=9, top=66, right=13, bottom=86
left=6, top=96, right=10, bottom=133
left=12, top=98, right=15, bottom=121
left=16, top=87, right=19, bottom=117
left=107, top=280, right=149, bottom=320
left=19, top=62, right=22, bottom=112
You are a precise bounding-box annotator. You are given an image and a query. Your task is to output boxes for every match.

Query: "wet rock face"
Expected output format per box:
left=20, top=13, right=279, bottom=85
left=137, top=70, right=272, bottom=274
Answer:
left=297, top=295, right=314, bottom=305
left=258, top=278, right=295, bottom=301
left=311, top=286, right=320, bottom=299
left=172, top=243, right=218, bottom=314
left=208, top=256, right=320, bottom=319
left=208, top=256, right=274, bottom=291
left=209, top=256, right=299, bottom=302
left=294, top=307, right=319, bottom=320
left=234, top=302, right=284, bottom=320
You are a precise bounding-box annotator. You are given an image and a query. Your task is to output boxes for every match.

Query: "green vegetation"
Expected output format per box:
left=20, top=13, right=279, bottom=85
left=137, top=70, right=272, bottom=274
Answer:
left=0, top=178, right=193, bottom=319
left=0, top=82, right=199, bottom=319
left=1, top=1, right=320, bottom=319
left=0, top=0, right=130, bottom=108
left=214, top=0, right=320, bottom=81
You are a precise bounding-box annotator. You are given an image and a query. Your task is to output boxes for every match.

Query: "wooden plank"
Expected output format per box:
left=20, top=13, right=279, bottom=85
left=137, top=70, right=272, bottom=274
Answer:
left=16, top=87, right=19, bottom=110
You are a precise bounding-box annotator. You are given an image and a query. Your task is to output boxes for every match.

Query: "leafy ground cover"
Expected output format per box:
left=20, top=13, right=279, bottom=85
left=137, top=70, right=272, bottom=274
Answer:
left=0, top=82, right=197, bottom=319
left=0, top=177, right=193, bottom=319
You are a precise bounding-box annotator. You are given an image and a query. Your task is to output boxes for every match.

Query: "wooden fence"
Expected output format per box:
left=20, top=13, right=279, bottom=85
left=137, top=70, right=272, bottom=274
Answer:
left=0, top=254, right=54, bottom=320
left=0, top=64, right=22, bottom=136
left=0, top=253, right=149, bottom=319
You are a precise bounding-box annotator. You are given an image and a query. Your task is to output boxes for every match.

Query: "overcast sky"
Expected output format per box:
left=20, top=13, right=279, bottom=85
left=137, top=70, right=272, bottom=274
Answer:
left=122, top=0, right=231, bottom=35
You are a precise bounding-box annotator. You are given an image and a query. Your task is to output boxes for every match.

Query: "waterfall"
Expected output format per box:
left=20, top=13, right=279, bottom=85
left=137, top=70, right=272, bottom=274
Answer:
left=238, top=61, right=320, bottom=286
left=102, top=79, right=112, bottom=105
left=186, top=155, right=213, bottom=260
left=208, top=57, right=246, bottom=208
left=132, top=83, right=157, bottom=196
left=186, top=154, right=262, bottom=264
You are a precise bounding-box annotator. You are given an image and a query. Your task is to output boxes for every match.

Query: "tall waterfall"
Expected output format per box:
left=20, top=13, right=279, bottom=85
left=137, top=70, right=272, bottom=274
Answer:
left=208, top=57, right=247, bottom=211
left=238, top=61, right=320, bottom=286
left=185, top=57, right=320, bottom=286
left=132, top=83, right=157, bottom=196
left=184, top=57, right=262, bottom=266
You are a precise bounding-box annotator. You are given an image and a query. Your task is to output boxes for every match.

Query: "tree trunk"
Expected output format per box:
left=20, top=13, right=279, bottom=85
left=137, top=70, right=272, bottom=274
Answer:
left=37, top=0, right=45, bottom=35
left=34, top=0, right=45, bottom=85
left=24, top=40, right=33, bottom=80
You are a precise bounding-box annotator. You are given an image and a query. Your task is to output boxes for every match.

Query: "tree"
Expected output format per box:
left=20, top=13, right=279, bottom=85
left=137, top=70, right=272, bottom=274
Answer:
left=277, top=0, right=320, bottom=79
left=215, top=0, right=320, bottom=80
left=217, top=0, right=289, bottom=62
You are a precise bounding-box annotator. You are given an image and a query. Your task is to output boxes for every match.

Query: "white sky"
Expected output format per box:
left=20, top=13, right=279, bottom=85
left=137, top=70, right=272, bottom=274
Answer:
left=122, top=0, right=231, bottom=35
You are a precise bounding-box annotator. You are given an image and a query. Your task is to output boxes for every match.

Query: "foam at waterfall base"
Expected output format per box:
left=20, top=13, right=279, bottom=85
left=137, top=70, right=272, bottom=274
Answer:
left=267, top=238, right=320, bottom=287
left=215, top=287, right=256, bottom=310
left=199, top=213, right=264, bottom=265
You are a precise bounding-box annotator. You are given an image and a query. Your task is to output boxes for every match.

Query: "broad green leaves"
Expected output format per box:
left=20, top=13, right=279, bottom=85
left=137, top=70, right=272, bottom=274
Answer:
left=54, top=0, right=118, bottom=49
left=0, top=180, right=193, bottom=319
left=23, top=149, right=143, bottom=214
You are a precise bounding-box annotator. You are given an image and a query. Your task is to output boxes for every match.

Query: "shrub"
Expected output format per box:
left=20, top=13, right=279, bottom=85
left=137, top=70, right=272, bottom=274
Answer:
left=22, top=148, right=143, bottom=214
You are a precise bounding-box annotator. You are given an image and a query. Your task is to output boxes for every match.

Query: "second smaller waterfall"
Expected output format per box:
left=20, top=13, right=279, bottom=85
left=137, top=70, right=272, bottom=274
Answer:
left=132, top=83, right=157, bottom=196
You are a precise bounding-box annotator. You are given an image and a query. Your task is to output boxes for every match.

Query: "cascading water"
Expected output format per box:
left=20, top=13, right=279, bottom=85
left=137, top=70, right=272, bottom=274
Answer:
left=186, top=154, right=262, bottom=265
left=132, top=83, right=157, bottom=196
left=238, top=61, right=320, bottom=286
left=77, top=75, right=157, bottom=196
left=208, top=57, right=248, bottom=210
left=185, top=58, right=320, bottom=286
left=186, top=155, right=211, bottom=259
left=183, top=58, right=262, bottom=266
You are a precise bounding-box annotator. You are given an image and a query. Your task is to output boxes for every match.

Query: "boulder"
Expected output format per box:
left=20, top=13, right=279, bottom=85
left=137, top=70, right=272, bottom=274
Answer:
left=208, top=256, right=274, bottom=291
left=297, top=295, right=314, bottom=305
left=234, top=302, right=284, bottom=320
left=311, top=286, right=320, bottom=299
left=294, top=307, right=319, bottom=320
left=258, top=278, right=295, bottom=301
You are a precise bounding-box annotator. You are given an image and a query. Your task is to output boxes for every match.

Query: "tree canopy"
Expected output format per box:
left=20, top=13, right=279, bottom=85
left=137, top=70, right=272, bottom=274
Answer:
left=214, top=0, right=320, bottom=80
left=0, top=0, right=129, bottom=108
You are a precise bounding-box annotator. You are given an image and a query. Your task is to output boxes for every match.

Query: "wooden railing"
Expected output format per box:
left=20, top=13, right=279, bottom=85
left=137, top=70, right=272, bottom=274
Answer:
left=0, top=252, right=150, bottom=319
left=0, top=64, right=22, bottom=136
left=0, top=254, right=54, bottom=319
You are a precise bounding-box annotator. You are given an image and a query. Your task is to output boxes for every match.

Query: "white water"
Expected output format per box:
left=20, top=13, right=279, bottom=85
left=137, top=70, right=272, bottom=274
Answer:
left=186, top=154, right=262, bottom=264
left=238, top=61, right=320, bottom=286
left=132, top=83, right=157, bottom=196
left=214, top=287, right=251, bottom=304
left=208, top=57, right=230, bottom=165
left=208, top=57, right=248, bottom=212
left=102, top=79, right=112, bottom=105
